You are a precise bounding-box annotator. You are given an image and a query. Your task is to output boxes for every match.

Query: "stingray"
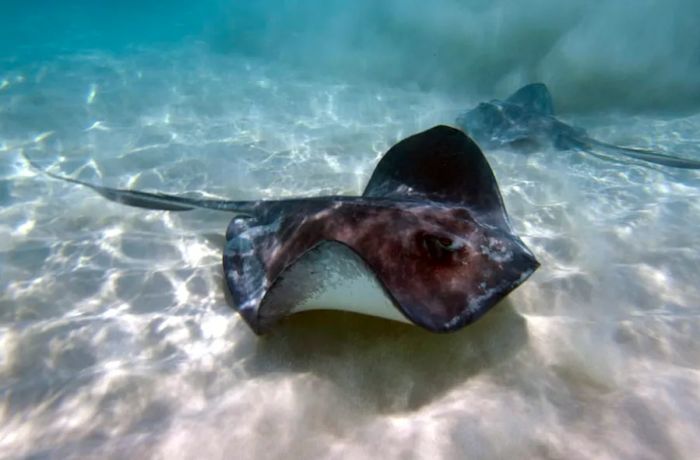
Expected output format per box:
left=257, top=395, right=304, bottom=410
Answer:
left=25, top=125, right=539, bottom=334
left=456, top=83, right=700, bottom=169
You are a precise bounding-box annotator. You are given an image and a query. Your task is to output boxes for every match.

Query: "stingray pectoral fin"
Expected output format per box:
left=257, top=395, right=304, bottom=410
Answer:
left=372, top=233, right=539, bottom=333
left=504, top=82, right=555, bottom=116
left=24, top=153, right=255, bottom=213
left=363, top=125, right=511, bottom=229
left=590, top=140, right=700, bottom=170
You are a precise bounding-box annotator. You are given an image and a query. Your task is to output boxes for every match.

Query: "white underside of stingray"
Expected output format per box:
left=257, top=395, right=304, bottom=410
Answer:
left=289, top=243, right=411, bottom=323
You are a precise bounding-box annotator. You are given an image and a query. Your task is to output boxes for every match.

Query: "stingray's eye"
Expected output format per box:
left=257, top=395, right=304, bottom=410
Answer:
left=420, top=234, right=465, bottom=261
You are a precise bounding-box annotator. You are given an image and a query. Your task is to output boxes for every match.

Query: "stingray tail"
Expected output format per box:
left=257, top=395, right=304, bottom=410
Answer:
left=589, top=139, right=700, bottom=170
left=23, top=153, right=258, bottom=215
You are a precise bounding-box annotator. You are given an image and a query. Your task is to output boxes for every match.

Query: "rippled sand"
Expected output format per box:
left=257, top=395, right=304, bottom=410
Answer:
left=1, top=45, right=700, bottom=459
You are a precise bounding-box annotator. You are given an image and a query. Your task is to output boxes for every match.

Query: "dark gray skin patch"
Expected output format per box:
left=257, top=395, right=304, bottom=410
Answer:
left=456, top=83, right=700, bottom=169
left=25, top=125, right=540, bottom=335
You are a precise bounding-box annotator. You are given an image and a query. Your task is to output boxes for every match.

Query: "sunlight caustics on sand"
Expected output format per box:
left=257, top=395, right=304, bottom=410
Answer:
left=2, top=1, right=700, bottom=458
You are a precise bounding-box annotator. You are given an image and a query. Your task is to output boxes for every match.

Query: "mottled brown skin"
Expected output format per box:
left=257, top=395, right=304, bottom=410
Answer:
left=223, top=197, right=538, bottom=333
left=221, top=126, right=540, bottom=333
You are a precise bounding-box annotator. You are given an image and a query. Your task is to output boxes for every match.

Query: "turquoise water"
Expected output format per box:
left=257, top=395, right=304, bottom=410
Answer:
left=2, top=2, right=700, bottom=458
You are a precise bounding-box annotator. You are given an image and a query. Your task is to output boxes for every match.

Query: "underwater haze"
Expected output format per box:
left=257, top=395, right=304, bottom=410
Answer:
left=2, top=1, right=700, bottom=458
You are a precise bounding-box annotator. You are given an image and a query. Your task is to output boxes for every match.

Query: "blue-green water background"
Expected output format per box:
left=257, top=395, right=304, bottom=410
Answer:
left=1, top=1, right=700, bottom=459
left=4, top=0, right=700, bottom=111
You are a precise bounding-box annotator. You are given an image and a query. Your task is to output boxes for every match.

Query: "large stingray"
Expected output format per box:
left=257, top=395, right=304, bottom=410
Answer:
left=456, top=83, right=700, bottom=169
left=26, top=125, right=539, bottom=334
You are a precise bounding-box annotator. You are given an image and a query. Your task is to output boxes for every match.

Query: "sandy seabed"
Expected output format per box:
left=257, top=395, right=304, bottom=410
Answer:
left=1, top=45, right=700, bottom=459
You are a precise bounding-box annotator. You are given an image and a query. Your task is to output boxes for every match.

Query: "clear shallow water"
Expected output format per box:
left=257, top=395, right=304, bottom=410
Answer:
left=2, top=3, right=700, bottom=459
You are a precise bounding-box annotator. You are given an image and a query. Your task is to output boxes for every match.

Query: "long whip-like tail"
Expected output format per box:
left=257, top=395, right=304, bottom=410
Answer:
left=588, top=139, right=700, bottom=170
left=23, top=152, right=258, bottom=215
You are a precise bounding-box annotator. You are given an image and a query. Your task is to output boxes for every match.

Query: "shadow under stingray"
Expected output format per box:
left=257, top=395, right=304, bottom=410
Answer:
left=236, top=300, right=528, bottom=413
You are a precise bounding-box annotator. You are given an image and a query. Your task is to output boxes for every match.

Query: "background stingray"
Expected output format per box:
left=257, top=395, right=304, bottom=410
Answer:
left=26, top=125, right=539, bottom=334
left=456, top=83, right=700, bottom=169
